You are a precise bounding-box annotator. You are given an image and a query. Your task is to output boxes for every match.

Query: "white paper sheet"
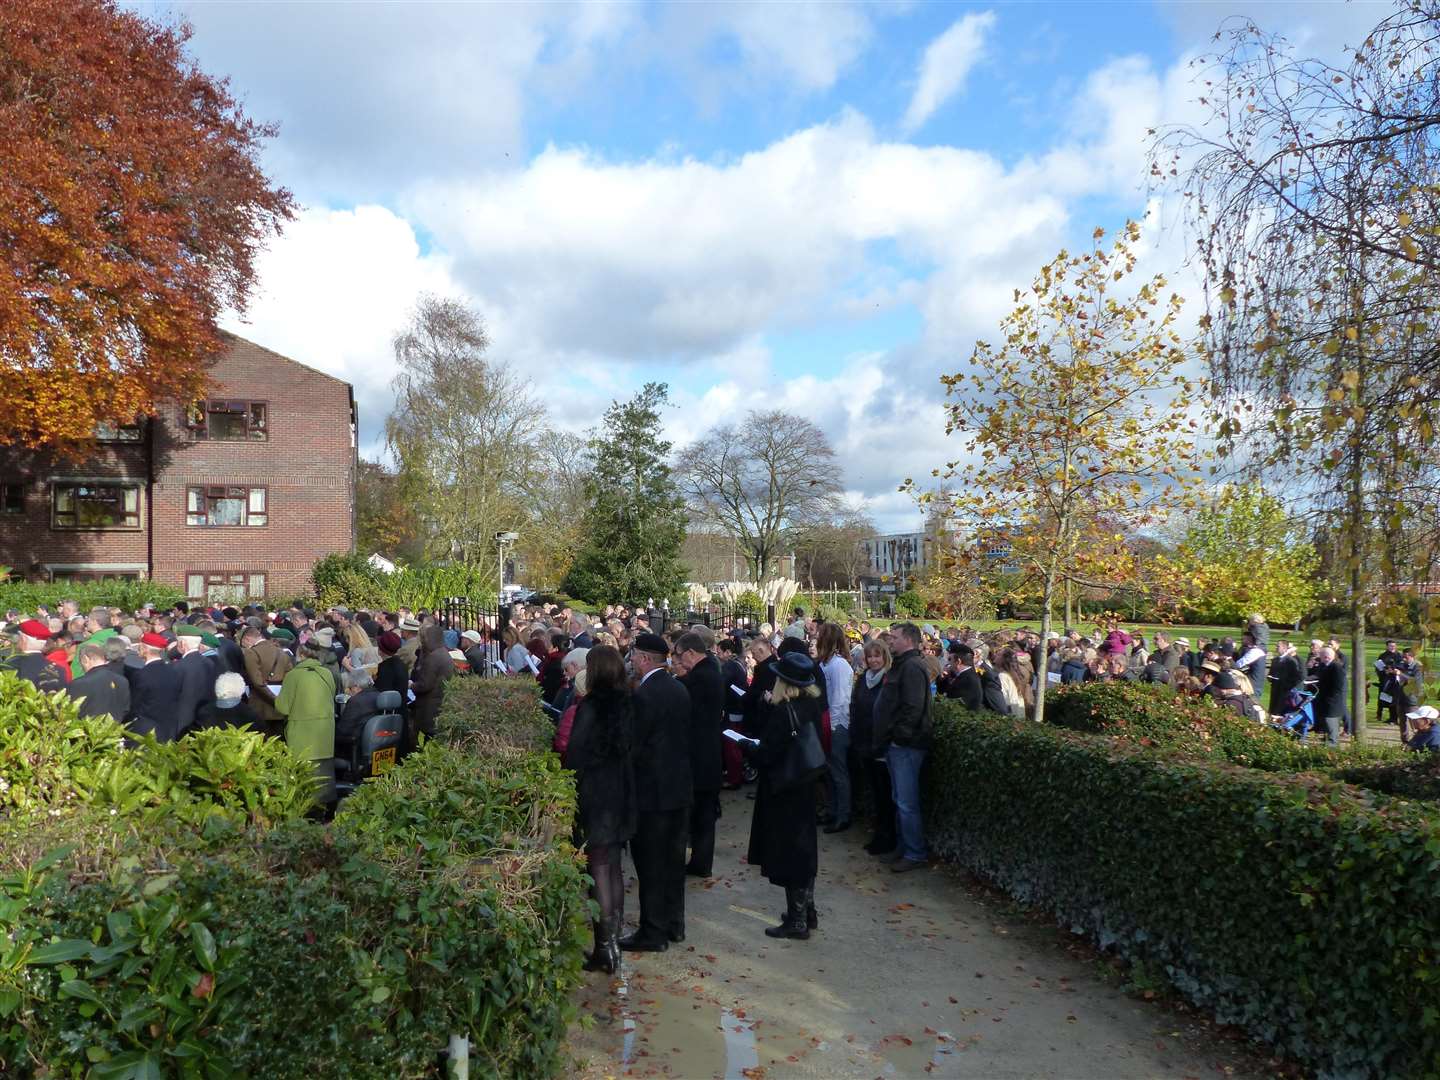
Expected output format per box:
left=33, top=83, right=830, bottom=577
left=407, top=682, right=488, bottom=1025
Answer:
left=730, top=683, right=747, bottom=696
left=722, top=729, right=758, bottom=746
left=266, top=684, right=283, bottom=696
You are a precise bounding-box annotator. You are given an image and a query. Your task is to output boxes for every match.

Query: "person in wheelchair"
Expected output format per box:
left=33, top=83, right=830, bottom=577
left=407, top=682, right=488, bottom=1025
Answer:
left=336, top=665, right=382, bottom=763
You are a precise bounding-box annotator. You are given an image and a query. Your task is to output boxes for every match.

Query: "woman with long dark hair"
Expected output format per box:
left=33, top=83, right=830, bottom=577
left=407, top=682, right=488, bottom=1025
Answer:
left=563, top=645, right=637, bottom=975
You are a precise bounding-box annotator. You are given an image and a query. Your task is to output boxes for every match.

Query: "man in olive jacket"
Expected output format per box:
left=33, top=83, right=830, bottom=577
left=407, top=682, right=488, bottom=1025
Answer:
left=241, top=626, right=293, bottom=737
left=623, top=633, right=693, bottom=952
left=873, top=622, right=933, bottom=873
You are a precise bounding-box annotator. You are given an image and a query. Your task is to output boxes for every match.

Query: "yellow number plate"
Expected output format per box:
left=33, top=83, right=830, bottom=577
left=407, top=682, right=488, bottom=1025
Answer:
left=370, top=747, right=397, bottom=775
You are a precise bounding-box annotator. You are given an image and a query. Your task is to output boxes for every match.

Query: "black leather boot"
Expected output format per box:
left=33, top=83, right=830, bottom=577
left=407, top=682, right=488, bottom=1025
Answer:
left=582, top=921, right=608, bottom=972
left=804, top=882, right=818, bottom=931
left=765, top=887, right=810, bottom=940
left=599, top=915, right=621, bottom=975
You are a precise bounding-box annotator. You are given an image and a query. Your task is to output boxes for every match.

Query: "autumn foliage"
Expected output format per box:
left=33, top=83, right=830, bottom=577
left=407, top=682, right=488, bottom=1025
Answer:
left=0, top=0, right=294, bottom=448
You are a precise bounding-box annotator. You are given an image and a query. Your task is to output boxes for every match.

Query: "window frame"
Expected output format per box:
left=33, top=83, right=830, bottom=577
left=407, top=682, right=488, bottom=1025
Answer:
left=94, top=421, right=144, bottom=443
left=187, top=399, right=269, bottom=441
left=185, top=485, right=268, bottom=528
left=50, top=480, right=143, bottom=531
left=185, top=571, right=267, bottom=604
left=0, top=482, right=25, bottom=516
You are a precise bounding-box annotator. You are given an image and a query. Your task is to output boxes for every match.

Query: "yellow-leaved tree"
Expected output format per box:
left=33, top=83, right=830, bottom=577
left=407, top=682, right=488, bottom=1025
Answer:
left=911, top=223, right=1207, bottom=723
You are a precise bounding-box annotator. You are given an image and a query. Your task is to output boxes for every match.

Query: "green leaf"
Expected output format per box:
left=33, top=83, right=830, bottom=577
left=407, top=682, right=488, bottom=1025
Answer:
left=59, top=978, right=101, bottom=1003
left=190, top=922, right=217, bottom=972
left=26, top=939, right=92, bottom=965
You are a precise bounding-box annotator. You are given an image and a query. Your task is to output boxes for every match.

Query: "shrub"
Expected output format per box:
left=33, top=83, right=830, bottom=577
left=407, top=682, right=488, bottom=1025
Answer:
left=1047, top=681, right=1407, bottom=772
left=435, top=677, right=551, bottom=756
left=0, top=578, right=184, bottom=615
left=894, top=588, right=925, bottom=617
left=311, top=554, right=496, bottom=612
left=1335, top=753, right=1440, bottom=802
left=0, top=671, right=586, bottom=1078
left=923, top=701, right=1440, bottom=1077
left=0, top=673, right=316, bottom=827
left=734, top=589, right=764, bottom=616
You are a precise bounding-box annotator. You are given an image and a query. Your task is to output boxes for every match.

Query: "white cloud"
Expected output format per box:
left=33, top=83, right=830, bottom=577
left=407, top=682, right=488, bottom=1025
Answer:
left=902, top=11, right=997, bottom=135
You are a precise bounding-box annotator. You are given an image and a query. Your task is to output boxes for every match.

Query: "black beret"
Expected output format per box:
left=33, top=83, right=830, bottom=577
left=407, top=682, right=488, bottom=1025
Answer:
left=633, top=632, right=670, bottom=657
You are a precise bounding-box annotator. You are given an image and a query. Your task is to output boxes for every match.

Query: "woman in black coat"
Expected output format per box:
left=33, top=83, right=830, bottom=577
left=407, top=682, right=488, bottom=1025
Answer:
left=849, top=639, right=896, bottom=856
left=563, top=645, right=636, bottom=975
left=744, top=652, right=823, bottom=941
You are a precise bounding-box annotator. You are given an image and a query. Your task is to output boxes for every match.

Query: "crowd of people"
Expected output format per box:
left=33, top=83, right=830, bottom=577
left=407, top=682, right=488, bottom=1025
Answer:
left=3, top=595, right=1432, bottom=977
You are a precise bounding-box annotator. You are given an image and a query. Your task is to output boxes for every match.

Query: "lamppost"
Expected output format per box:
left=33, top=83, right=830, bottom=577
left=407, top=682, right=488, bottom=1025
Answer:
left=494, top=531, right=518, bottom=602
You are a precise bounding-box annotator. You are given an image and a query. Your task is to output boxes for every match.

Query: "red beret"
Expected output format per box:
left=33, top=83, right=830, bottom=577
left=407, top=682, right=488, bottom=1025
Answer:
left=140, top=632, right=171, bottom=649
left=19, top=619, right=51, bottom=640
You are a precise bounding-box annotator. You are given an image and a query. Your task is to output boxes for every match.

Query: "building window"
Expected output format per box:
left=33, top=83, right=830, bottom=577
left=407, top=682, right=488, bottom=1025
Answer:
left=95, top=421, right=143, bottom=442
left=52, top=482, right=141, bottom=530
left=187, top=399, right=268, bottom=441
left=1, top=483, right=24, bottom=515
left=186, top=486, right=267, bottom=527
left=187, top=571, right=267, bottom=604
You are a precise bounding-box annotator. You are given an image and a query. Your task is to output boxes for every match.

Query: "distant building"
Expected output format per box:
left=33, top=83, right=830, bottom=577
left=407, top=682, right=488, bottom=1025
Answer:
left=862, top=531, right=932, bottom=586
left=0, top=334, right=356, bottom=603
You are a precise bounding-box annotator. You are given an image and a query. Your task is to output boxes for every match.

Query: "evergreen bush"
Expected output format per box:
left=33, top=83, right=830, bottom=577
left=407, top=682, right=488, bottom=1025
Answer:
left=923, top=700, right=1440, bottom=1077
left=0, top=670, right=586, bottom=1077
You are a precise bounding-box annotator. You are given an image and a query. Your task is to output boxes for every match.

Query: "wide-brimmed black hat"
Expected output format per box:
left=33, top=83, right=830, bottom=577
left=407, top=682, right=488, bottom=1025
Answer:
left=633, top=632, right=669, bottom=657
left=774, top=652, right=816, bottom=687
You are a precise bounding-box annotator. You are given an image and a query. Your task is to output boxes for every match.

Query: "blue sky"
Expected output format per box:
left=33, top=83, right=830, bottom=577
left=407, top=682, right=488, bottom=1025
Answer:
left=127, top=0, right=1384, bottom=531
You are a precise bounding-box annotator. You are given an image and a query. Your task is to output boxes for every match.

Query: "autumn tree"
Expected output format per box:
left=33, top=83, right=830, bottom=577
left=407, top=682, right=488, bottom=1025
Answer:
left=384, top=295, right=537, bottom=565
left=792, top=504, right=875, bottom=590
left=678, top=411, right=843, bottom=581
left=1157, top=6, right=1440, bottom=736
left=914, top=223, right=1205, bottom=724
left=517, top=433, right=591, bottom=589
left=1161, top=484, right=1319, bottom=625
left=0, top=0, right=294, bottom=447
left=355, top=458, right=424, bottom=561
left=563, top=384, right=688, bottom=606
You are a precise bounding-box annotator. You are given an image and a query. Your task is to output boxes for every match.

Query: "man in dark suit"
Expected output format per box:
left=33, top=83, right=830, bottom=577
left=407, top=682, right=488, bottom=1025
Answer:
left=3, top=619, right=65, bottom=691
left=172, top=626, right=216, bottom=738
left=939, top=643, right=982, bottom=710
left=1312, top=646, right=1347, bottom=747
left=622, top=633, right=693, bottom=952
left=976, top=656, right=1009, bottom=715
left=1268, top=639, right=1303, bottom=717
left=674, top=630, right=724, bottom=878
left=67, top=642, right=130, bottom=722
left=126, top=632, right=183, bottom=741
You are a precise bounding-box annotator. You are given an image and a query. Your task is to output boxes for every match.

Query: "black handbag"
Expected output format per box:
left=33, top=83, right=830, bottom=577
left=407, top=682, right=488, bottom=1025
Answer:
left=772, top=703, right=827, bottom=793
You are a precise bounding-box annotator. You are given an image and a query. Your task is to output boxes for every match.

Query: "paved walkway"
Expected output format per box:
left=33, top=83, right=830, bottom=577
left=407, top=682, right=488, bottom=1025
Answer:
left=569, top=789, right=1270, bottom=1079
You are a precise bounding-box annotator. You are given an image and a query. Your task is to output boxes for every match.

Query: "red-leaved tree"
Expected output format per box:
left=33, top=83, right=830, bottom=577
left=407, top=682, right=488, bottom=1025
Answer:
left=0, top=0, right=294, bottom=448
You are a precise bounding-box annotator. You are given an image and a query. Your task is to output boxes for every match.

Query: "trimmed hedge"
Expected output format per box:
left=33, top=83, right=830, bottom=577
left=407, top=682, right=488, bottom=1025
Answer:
left=0, top=578, right=184, bottom=615
left=435, top=677, right=551, bottom=756
left=924, top=699, right=1440, bottom=1077
left=1047, top=680, right=1408, bottom=772
left=0, top=673, right=586, bottom=1077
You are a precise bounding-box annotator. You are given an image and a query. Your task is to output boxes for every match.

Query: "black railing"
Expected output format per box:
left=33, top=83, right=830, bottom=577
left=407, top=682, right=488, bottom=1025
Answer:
left=437, top=597, right=503, bottom=677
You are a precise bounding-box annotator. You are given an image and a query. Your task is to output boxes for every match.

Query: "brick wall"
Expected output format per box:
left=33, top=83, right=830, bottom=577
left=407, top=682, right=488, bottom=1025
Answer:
left=0, top=334, right=357, bottom=598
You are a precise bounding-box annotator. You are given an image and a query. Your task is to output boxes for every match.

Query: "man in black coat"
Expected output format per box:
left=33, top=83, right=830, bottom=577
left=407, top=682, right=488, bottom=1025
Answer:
left=1312, top=646, right=1347, bottom=747
left=171, top=626, right=216, bottom=739
left=126, top=633, right=184, bottom=741
left=976, top=656, right=1009, bottom=715
left=3, top=619, right=65, bottom=692
left=675, top=631, right=725, bottom=878
left=1268, top=639, right=1303, bottom=717
left=622, top=633, right=693, bottom=952
left=67, top=642, right=130, bottom=722
left=939, top=642, right=982, bottom=710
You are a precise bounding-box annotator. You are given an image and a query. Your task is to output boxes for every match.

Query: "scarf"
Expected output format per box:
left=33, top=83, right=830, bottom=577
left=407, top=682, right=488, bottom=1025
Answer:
left=865, top=668, right=884, bottom=690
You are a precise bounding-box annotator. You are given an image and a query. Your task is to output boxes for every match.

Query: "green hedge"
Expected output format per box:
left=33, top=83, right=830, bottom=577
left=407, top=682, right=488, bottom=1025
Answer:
left=0, top=673, right=586, bottom=1077
left=923, top=700, right=1440, bottom=1077
left=311, top=554, right=496, bottom=613
left=1047, top=681, right=1407, bottom=772
left=0, top=579, right=185, bottom=615
left=434, top=677, right=551, bottom=756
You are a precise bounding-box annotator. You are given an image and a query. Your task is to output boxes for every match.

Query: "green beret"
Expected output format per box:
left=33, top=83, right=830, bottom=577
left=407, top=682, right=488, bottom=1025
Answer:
left=174, top=625, right=202, bottom=638
left=270, top=627, right=295, bottom=642
left=200, top=632, right=221, bottom=648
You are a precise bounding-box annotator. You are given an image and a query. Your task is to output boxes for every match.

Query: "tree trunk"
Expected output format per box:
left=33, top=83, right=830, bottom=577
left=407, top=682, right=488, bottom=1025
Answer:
left=1064, top=576, right=1073, bottom=631
left=1034, top=561, right=1058, bottom=726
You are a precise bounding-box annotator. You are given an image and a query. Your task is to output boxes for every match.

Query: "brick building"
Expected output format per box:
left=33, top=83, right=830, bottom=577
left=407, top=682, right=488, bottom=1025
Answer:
left=0, top=334, right=356, bottom=603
